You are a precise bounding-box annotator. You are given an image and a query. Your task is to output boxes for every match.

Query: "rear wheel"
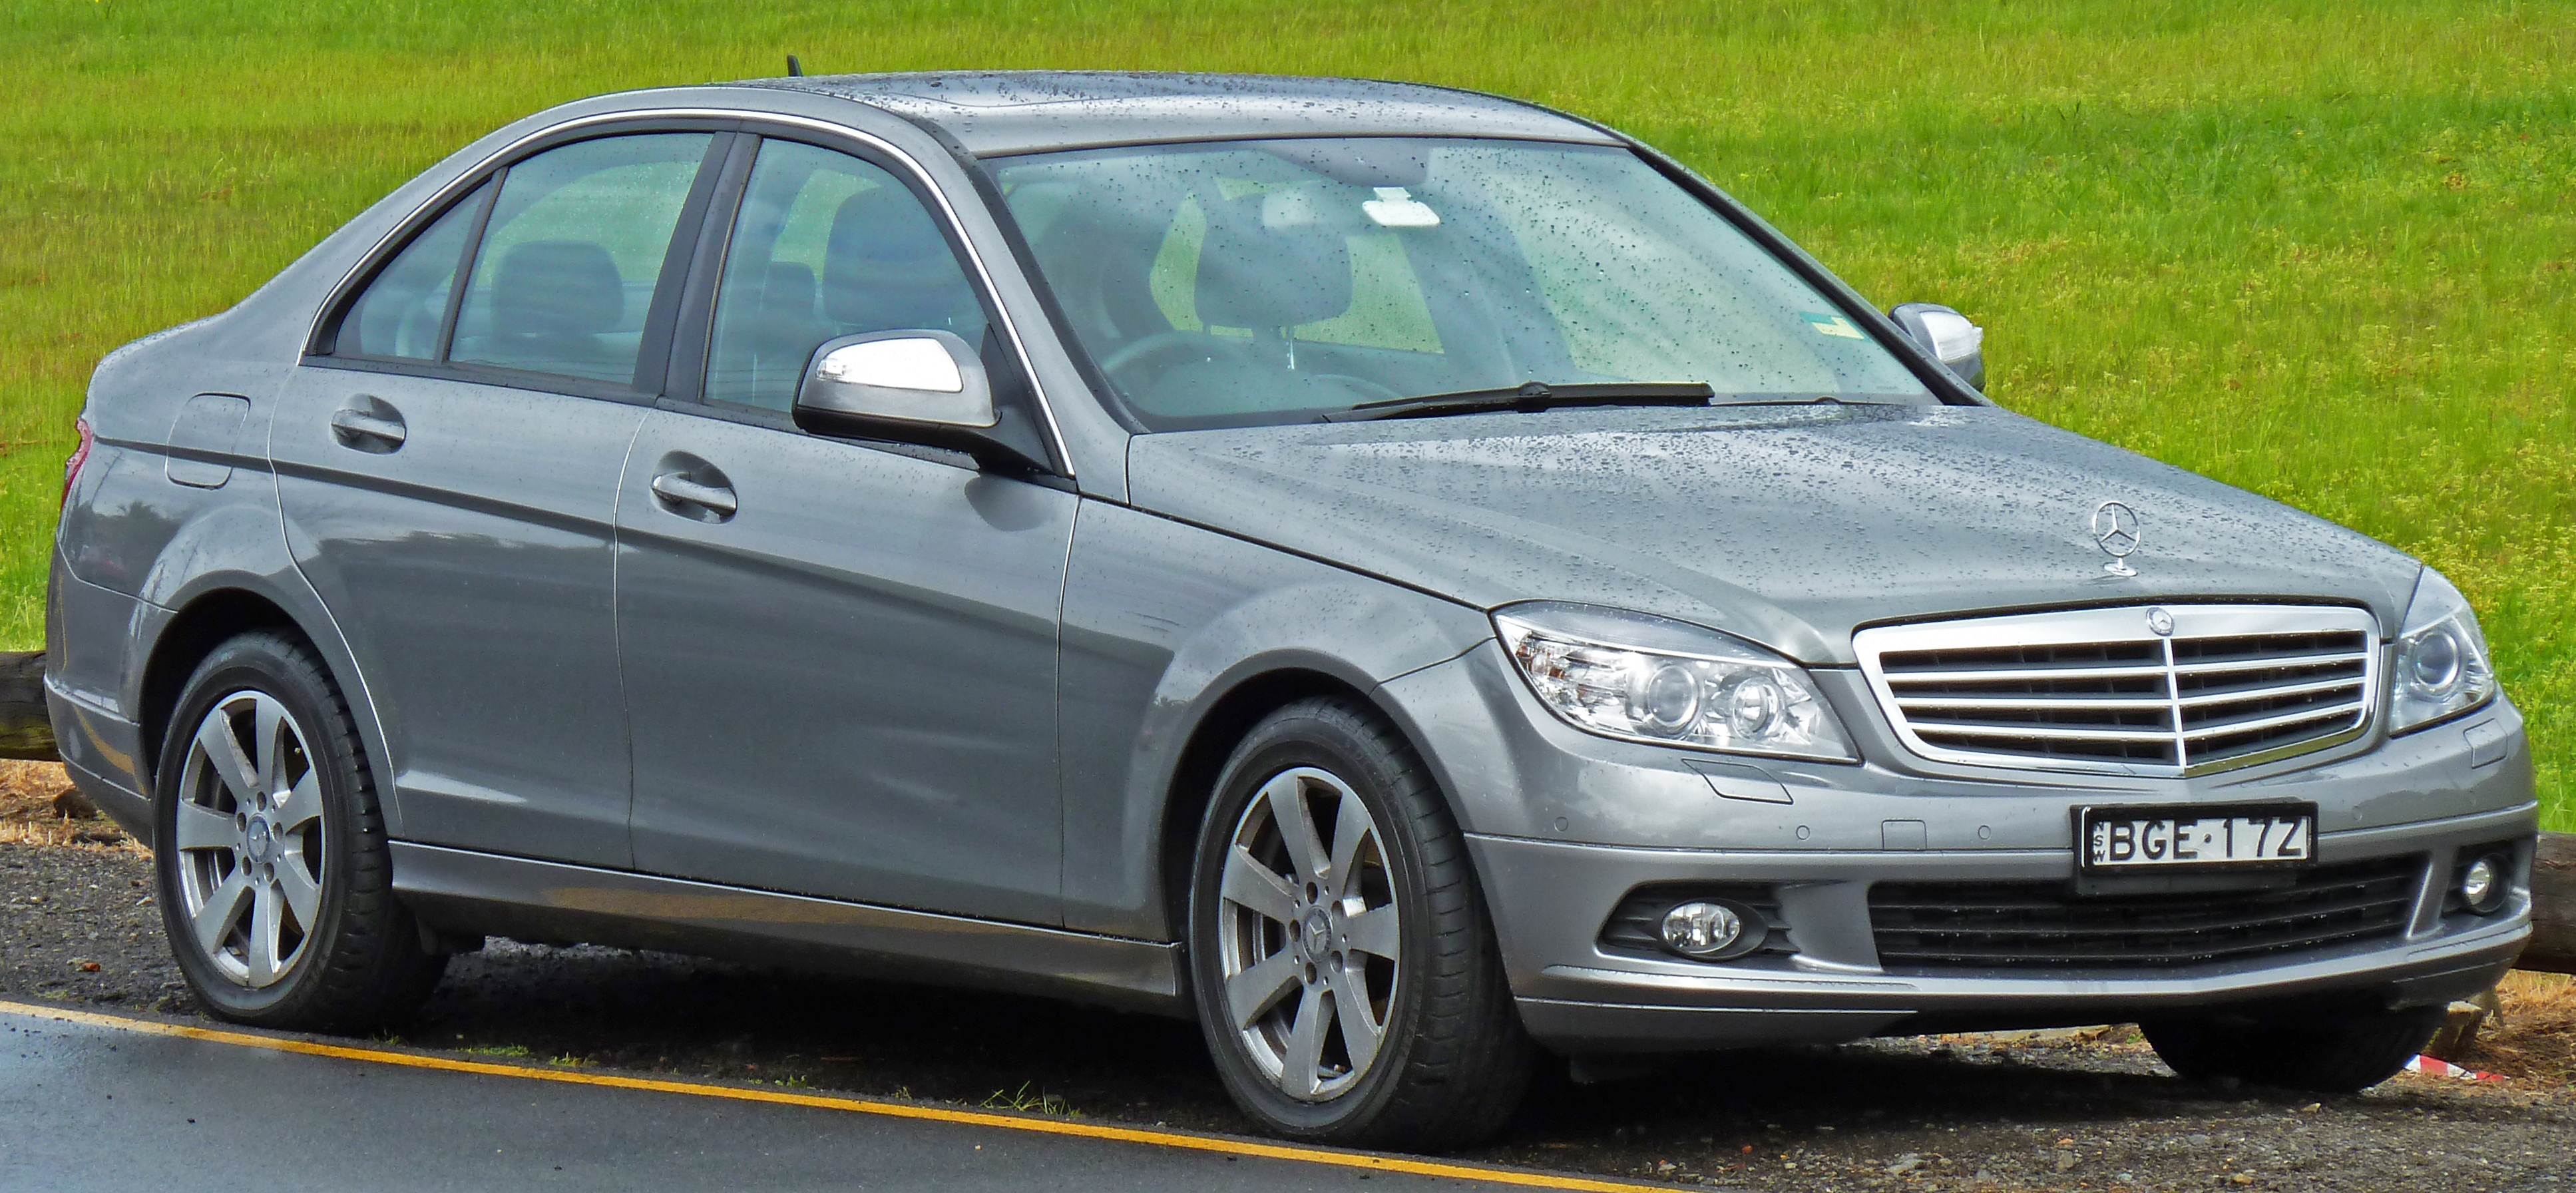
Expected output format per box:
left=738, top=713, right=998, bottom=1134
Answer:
left=1187, top=696, right=1533, bottom=1150
left=154, top=631, right=445, bottom=1030
left=2142, top=1005, right=2446, bottom=1092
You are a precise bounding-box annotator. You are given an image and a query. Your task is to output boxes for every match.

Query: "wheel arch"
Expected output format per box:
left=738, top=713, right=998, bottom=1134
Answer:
left=1154, top=660, right=1470, bottom=947
left=136, top=583, right=377, bottom=806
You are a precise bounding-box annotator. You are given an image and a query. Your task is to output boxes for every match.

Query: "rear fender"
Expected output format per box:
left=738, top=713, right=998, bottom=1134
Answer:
left=122, top=565, right=403, bottom=843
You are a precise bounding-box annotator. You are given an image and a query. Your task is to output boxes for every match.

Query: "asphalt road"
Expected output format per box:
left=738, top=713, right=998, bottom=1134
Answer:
left=0, top=1005, right=1598, bottom=1193
left=7, top=841, right=2573, bottom=1192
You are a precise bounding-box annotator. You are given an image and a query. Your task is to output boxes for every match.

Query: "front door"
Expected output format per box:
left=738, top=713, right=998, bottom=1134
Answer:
left=613, top=134, right=1074, bottom=924
left=275, top=130, right=724, bottom=867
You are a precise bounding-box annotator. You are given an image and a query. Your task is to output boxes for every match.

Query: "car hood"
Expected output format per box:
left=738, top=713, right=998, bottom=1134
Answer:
left=1124, top=403, right=2420, bottom=664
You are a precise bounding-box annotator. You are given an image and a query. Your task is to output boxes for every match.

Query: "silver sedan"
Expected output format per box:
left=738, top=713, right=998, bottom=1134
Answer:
left=47, top=72, right=2534, bottom=1148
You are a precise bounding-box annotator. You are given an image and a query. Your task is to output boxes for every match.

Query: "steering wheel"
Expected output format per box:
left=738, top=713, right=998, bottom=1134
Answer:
left=1099, top=333, right=1407, bottom=410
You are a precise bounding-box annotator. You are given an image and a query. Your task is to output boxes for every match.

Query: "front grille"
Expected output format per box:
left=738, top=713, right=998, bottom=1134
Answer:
left=1868, top=855, right=2422, bottom=971
left=1854, top=604, right=2379, bottom=776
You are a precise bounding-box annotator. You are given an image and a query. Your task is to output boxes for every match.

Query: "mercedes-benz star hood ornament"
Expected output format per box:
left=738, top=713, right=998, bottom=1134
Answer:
left=2093, top=500, right=2141, bottom=577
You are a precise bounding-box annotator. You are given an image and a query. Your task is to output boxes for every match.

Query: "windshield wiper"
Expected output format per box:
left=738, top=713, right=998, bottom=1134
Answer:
left=1319, top=380, right=1715, bottom=423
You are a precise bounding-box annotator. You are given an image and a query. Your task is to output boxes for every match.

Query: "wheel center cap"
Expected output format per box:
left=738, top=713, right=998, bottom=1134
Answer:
left=244, top=817, right=275, bottom=863
left=1301, top=909, right=1333, bottom=959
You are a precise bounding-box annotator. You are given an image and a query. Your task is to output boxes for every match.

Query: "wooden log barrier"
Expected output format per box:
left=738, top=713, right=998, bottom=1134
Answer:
left=2527, top=832, right=2576, bottom=975
left=0, top=650, right=55, bottom=762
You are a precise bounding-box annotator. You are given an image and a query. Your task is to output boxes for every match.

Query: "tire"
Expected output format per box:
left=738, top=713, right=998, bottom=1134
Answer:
left=153, top=630, right=445, bottom=1031
left=2141, top=1004, right=2446, bottom=1092
left=1186, top=695, right=1534, bottom=1150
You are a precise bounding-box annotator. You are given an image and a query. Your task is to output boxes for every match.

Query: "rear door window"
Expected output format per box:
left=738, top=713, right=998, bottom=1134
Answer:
left=446, top=132, right=715, bottom=385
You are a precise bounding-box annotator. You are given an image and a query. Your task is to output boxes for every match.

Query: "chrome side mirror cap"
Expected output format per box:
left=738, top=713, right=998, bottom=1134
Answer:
left=792, top=330, right=1050, bottom=473
left=1888, top=303, right=1985, bottom=391
left=795, top=330, right=994, bottom=429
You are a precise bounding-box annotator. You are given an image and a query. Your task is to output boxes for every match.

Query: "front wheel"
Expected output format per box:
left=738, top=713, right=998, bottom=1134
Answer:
left=2142, top=1004, right=2447, bottom=1092
left=154, top=630, right=446, bottom=1031
left=1187, top=696, right=1533, bottom=1150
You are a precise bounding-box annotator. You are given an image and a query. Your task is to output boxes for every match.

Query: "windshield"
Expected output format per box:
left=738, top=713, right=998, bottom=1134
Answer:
left=990, top=138, right=1934, bottom=430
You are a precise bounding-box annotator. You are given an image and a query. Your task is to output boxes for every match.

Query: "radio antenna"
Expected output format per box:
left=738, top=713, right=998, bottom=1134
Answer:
left=786, top=55, right=804, bottom=77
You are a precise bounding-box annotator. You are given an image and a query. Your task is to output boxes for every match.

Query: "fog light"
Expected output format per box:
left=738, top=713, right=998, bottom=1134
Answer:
left=1659, top=901, right=1745, bottom=959
left=2458, top=854, right=2507, bottom=915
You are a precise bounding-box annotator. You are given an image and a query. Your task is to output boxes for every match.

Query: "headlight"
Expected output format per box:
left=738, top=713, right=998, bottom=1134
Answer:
left=2388, top=567, right=2497, bottom=734
left=1493, top=602, right=1858, bottom=762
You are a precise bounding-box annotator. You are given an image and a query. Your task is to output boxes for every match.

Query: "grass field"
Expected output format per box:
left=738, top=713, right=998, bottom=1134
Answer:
left=1, top=1, right=2566, bottom=829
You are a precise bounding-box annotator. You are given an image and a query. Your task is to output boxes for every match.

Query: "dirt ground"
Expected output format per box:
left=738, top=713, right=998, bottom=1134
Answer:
left=3, top=759, right=2569, bottom=1192
left=0, top=759, right=140, bottom=849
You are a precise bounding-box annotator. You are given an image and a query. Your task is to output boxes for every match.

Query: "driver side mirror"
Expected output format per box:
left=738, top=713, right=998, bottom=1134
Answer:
left=1888, top=303, right=1985, bottom=391
left=792, top=330, right=1048, bottom=473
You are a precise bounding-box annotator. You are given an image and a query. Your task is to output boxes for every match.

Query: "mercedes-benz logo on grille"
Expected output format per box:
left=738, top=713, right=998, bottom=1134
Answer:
left=2145, top=606, right=2175, bottom=636
left=2092, top=501, right=2141, bottom=577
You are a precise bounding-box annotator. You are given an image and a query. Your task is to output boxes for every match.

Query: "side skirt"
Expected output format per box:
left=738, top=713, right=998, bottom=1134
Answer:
left=388, top=842, right=1186, bottom=1017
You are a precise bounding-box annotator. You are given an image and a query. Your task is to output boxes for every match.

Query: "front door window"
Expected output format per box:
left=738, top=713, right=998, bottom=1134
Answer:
left=703, top=140, right=989, bottom=411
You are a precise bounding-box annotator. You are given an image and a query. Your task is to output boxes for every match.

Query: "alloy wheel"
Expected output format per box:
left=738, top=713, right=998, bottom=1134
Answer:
left=1214, top=766, right=1403, bottom=1102
left=170, top=689, right=327, bottom=988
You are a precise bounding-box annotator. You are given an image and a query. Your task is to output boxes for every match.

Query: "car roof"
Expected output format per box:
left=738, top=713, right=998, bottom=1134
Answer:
left=722, top=71, right=1626, bottom=157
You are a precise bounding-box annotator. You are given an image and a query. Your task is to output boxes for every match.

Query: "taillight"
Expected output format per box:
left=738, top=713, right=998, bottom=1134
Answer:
left=61, top=416, right=93, bottom=511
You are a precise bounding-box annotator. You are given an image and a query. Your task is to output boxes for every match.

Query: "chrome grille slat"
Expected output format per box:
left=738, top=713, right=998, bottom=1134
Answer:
left=2171, top=675, right=2366, bottom=706
left=2181, top=700, right=2367, bottom=740
left=1878, top=664, right=2171, bottom=684
left=1897, top=694, right=2174, bottom=710
left=1913, top=722, right=2185, bottom=743
left=1892, top=676, right=2366, bottom=713
left=2167, top=651, right=2371, bottom=675
left=1854, top=604, right=2381, bottom=778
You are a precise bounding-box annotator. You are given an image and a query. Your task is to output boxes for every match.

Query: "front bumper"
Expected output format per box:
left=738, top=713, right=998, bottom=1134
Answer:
left=1471, top=810, right=2533, bottom=1053
left=1381, top=641, right=2539, bottom=1054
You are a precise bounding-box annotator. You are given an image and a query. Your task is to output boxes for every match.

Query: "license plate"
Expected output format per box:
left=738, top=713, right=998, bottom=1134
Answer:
left=2078, top=803, right=2318, bottom=871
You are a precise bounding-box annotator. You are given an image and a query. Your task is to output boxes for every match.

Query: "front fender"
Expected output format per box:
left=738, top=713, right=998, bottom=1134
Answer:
left=1058, top=501, right=1490, bottom=938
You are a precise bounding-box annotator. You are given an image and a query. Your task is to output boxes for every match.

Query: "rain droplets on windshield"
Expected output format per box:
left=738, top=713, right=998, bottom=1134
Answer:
left=990, top=137, right=1934, bottom=429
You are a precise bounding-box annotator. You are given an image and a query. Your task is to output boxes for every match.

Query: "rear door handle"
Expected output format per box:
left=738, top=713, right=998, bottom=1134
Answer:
left=328, top=401, right=407, bottom=452
left=650, top=472, right=738, bottom=520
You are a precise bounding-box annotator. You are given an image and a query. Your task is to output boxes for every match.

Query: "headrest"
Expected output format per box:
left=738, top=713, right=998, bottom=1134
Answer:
left=823, top=185, right=982, bottom=331
left=494, top=240, right=622, bottom=336
left=756, top=262, right=816, bottom=322
left=1195, top=189, right=1352, bottom=330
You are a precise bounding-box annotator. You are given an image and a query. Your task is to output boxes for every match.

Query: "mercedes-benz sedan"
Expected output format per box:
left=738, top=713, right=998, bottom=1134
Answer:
left=47, top=72, right=2535, bottom=1148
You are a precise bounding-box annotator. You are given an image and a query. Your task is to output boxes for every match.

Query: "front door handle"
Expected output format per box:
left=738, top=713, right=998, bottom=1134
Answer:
left=650, top=472, right=738, bottom=520
left=328, top=399, right=407, bottom=453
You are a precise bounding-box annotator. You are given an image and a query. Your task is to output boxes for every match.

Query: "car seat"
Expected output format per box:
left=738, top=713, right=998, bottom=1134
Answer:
left=822, top=186, right=986, bottom=342
left=484, top=239, right=627, bottom=380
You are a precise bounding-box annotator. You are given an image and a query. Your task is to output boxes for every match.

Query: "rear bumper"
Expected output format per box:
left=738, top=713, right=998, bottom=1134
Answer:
left=1472, top=802, right=2537, bottom=1054
left=43, top=547, right=153, bottom=802
left=48, top=682, right=154, bottom=845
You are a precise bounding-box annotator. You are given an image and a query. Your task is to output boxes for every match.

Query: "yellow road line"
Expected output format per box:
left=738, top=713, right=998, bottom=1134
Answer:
left=0, top=999, right=1671, bottom=1192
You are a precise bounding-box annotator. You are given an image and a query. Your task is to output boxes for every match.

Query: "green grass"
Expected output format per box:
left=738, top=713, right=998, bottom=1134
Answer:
left=1, top=0, right=2566, bottom=828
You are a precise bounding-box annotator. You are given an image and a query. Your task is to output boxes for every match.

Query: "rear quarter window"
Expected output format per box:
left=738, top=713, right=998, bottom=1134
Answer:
left=336, top=181, right=488, bottom=360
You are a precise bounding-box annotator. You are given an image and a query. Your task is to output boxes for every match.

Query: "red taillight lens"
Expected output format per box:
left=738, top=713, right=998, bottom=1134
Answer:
left=61, top=416, right=93, bottom=511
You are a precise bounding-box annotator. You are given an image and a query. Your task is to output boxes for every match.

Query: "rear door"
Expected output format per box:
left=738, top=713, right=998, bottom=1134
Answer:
left=612, top=132, right=1074, bottom=924
left=274, top=128, right=729, bottom=867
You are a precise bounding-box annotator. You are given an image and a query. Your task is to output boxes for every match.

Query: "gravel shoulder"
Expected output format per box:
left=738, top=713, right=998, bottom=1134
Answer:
left=3, top=828, right=2569, bottom=1192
